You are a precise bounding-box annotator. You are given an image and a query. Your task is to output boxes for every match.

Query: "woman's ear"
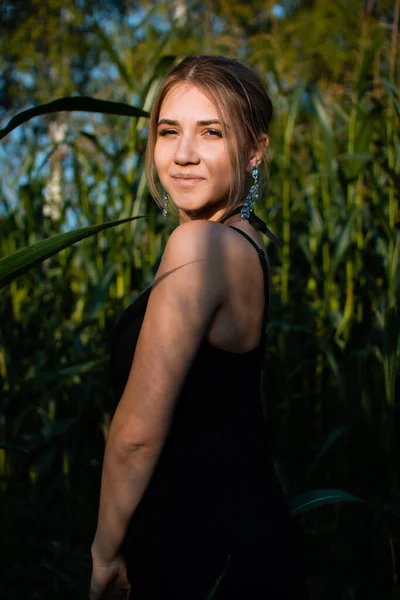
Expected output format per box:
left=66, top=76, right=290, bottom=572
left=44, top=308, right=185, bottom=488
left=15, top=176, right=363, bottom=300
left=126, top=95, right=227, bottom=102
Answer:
left=246, top=134, right=269, bottom=172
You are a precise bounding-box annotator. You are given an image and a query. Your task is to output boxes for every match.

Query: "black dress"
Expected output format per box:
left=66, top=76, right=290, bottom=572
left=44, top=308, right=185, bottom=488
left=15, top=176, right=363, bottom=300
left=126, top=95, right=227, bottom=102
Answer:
left=110, top=222, right=305, bottom=600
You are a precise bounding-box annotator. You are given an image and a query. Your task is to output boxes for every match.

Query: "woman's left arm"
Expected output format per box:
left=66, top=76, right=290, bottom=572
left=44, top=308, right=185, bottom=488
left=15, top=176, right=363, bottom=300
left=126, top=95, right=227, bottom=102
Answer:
left=90, top=221, right=226, bottom=598
left=89, top=442, right=165, bottom=599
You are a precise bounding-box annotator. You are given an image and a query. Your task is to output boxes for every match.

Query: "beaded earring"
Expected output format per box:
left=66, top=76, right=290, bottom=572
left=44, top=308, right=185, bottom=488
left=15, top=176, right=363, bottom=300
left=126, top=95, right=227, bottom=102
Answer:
left=162, top=190, right=168, bottom=219
left=241, top=165, right=259, bottom=220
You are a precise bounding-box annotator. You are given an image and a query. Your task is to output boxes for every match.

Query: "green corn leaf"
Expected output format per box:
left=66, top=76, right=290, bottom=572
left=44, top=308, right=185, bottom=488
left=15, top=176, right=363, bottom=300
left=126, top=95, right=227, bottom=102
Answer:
left=92, top=23, right=134, bottom=89
left=374, top=77, right=400, bottom=119
left=309, top=200, right=324, bottom=239
left=0, top=97, right=149, bottom=141
left=303, top=426, right=349, bottom=482
left=330, top=98, right=350, bottom=124
left=128, top=158, right=149, bottom=233
left=312, top=93, right=335, bottom=183
left=0, top=216, right=144, bottom=289
left=27, top=357, right=110, bottom=382
left=297, top=235, right=314, bottom=265
left=393, top=99, right=400, bottom=121
left=337, top=152, right=373, bottom=182
left=267, top=54, right=285, bottom=96
left=137, top=55, right=178, bottom=132
left=288, top=489, right=369, bottom=517
left=383, top=305, right=399, bottom=408
left=389, top=233, right=400, bottom=304
left=355, top=38, right=382, bottom=101
left=284, top=81, right=306, bottom=152
left=88, top=264, right=118, bottom=318
left=0, top=444, right=29, bottom=453
left=330, top=206, right=360, bottom=279
left=57, top=357, right=110, bottom=377
left=40, top=419, right=75, bottom=441
left=370, top=204, right=395, bottom=244
left=79, top=132, right=132, bottom=196
left=205, top=554, right=231, bottom=599
left=379, top=76, right=400, bottom=100
left=356, top=106, right=383, bottom=155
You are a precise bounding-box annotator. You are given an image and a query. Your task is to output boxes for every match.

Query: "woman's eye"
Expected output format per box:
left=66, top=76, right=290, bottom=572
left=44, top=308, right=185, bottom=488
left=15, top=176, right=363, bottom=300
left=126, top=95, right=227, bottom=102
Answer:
left=157, top=128, right=222, bottom=138
left=205, top=129, right=223, bottom=138
left=158, top=129, right=177, bottom=137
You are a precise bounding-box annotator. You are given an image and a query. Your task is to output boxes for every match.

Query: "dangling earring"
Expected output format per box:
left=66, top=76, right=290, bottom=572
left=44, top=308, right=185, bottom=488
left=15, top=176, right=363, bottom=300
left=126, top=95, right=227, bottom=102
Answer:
left=241, top=165, right=259, bottom=221
left=162, top=190, right=168, bottom=219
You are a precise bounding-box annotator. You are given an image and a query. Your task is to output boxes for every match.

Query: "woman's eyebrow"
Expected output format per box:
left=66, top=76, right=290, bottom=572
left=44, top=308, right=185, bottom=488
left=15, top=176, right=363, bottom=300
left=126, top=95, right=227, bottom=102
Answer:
left=157, top=118, right=221, bottom=126
left=197, top=119, right=221, bottom=126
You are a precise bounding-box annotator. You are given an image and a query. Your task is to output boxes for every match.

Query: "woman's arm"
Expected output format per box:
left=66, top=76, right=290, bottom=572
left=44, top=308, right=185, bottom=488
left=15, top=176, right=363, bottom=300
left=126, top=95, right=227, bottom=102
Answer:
left=90, top=220, right=226, bottom=580
left=91, top=439, right=164, bottom=563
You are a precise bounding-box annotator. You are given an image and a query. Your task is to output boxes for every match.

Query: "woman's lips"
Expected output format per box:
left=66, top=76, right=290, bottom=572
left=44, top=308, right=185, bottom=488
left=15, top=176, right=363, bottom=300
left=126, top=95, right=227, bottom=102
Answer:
left=171, top=176, right=205, bottom=186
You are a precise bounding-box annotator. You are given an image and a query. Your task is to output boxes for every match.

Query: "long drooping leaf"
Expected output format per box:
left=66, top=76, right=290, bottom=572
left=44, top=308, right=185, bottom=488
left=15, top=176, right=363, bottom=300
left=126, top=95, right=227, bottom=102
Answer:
left=0, top=216, right=144, bottom=289
left=0, top=97, right=150, bottom=141
left=288, top=489, right=369, bottom=517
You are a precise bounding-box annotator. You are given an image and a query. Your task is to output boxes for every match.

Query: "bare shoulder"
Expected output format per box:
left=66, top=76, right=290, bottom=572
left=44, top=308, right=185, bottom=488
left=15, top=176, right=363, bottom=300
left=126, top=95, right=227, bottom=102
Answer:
left=155, top=220, right=233, bottom=283
left=163, top=219, right=227, bottom=260
left=156, top=219, right=264, bottom=287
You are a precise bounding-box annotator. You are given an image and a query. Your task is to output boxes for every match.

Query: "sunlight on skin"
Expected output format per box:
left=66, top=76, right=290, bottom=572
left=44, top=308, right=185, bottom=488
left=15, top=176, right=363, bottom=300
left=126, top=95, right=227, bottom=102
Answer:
left=154, top=84, right=233, bottom=224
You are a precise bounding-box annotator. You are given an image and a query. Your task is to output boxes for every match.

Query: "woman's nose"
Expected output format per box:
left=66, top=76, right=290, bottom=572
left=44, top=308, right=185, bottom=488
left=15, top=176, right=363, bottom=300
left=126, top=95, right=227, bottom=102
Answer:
left=173, top=134, right=200, bottom=165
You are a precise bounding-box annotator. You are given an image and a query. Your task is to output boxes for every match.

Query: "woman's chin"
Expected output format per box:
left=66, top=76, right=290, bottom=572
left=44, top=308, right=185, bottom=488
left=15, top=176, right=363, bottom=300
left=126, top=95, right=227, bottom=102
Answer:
left=172, top=197, right=206, bottom=214
left=176, top=202, right=226, bottom=222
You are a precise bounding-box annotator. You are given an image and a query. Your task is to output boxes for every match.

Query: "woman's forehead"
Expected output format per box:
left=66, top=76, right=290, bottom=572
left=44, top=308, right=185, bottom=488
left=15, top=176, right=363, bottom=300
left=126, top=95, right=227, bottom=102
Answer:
left=159, top=83, right=219, bottom=120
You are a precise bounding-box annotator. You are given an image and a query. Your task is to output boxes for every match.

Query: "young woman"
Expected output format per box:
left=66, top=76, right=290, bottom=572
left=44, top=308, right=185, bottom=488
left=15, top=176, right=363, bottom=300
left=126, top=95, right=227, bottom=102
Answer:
left=90, top=56, right=305, bottom=600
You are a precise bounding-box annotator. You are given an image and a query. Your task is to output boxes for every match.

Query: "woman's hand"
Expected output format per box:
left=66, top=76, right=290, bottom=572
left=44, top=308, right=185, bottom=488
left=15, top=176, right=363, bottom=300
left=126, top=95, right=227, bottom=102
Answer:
left=89, top=554, right=131, bottom=600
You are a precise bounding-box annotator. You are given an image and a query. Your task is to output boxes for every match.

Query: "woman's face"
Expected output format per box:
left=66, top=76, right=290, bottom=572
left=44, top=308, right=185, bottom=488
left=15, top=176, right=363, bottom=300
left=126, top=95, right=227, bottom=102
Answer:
left=154, top=83, right=232, bottom=221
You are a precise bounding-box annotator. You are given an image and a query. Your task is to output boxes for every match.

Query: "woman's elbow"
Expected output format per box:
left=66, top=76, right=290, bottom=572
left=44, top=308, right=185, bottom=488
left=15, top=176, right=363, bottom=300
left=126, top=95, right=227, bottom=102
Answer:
left=107, top=425, right=160, bottom=462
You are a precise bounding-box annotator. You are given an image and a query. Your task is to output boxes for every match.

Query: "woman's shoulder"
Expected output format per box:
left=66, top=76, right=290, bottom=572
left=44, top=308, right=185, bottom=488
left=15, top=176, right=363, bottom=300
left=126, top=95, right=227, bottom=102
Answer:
left=162, top=219, right=266, bottom=273
left=151, top=220, right=229, bottom=304
left=152, top=220, right=241, bottom=306
left=164, top=219, right=231, bottom=261
left=169, top=218, right=227, bottom=240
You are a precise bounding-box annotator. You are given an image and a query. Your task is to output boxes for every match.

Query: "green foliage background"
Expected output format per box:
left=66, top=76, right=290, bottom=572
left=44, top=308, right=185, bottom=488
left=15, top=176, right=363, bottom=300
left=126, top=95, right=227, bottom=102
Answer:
left=0, top=1, right=399, bottom=598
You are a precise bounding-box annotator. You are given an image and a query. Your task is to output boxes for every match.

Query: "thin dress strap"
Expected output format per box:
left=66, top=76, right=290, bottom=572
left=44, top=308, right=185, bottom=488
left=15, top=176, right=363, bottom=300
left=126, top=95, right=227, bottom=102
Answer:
left=228, top=225, right=271, bottom=345
left=219, top=205, right=284, bottom=249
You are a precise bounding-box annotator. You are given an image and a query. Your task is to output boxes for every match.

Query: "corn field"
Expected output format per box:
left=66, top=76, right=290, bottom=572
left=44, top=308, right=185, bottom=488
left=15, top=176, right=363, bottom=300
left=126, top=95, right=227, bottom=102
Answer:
left=0, top=1, right=399, bottom=598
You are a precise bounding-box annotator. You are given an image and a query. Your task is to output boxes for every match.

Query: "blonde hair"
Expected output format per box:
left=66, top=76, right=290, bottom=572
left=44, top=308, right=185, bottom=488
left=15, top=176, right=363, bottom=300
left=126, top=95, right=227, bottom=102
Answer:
left=145, top=55, right=273, bottom=221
